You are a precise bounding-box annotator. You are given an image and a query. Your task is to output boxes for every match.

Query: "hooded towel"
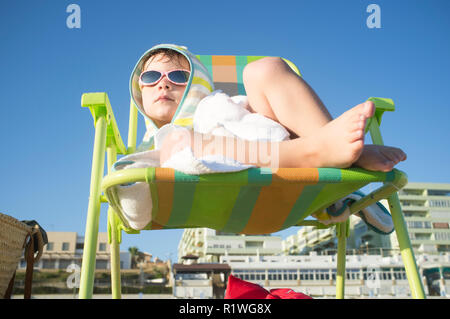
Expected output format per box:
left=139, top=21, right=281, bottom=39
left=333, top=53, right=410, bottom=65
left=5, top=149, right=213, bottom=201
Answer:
left=130, top=44, right=215, bottom=151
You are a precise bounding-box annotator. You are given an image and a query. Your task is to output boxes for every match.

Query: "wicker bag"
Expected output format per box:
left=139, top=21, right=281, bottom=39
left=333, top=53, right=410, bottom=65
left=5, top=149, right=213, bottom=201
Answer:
left=0, top=213, right=44, bottom=299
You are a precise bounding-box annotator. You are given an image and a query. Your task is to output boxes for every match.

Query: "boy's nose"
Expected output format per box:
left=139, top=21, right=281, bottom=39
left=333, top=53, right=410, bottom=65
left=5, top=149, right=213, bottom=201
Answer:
left=158, top=76, right=171, bottom=89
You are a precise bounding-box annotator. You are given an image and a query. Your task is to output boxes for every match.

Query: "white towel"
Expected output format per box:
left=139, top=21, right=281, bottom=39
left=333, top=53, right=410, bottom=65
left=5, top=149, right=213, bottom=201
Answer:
left=112, top=91, right=289, bottom=229
left=194, top=90, right=290, bottom=142
left=112, top=150, right=160, bottom=230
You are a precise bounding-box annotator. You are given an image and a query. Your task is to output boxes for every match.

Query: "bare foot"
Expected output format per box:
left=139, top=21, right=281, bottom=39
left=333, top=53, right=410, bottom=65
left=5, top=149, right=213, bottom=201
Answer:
left=307, top=101, right=375, bottom=168
left=353, top=144, right=407, bottom=172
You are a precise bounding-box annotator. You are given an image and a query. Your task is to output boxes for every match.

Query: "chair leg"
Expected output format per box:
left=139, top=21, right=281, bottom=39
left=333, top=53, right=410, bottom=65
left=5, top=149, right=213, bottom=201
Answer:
left=105, top=145, right=122, bottom=299
left=79, top=116, right=107, bottom=299
left=336, top=220, right=349, bottom=299
left=108, top=207, right=122, bottom=299
left=388, top=193, right=426, bottom=299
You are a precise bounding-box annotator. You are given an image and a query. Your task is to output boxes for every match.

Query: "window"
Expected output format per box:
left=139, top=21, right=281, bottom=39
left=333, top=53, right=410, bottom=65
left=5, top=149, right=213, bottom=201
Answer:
left=346, top=269, right=359, bottom=280
left=428, top=190, right=450, bottom=196
left=255, top=270, right=265, bottom=281
left=287, top=270, right=297, bottom=280
left=62, top=242, right=70, bottom=251
left=399, top=189, right=424, bottom=196
left=407, top=221, right=431, bottom=229
left=429, top=200, right=450, bottom=208
left=96, top=260, right=108, bottom=269
left=433, top=222, right=449, bottom=229
left=76, top=243, right=84, bottom=250
left=59, top=259, right=72, bottom=270
left=430, top=211, right=450, bottom=219
left=99, top=243, right=106, bottom=251
left=268, top=270, right=276, bottom=280
left=42, top=259, right=56, bottom=269
left=318, top=269, right=329, bottom=280
left=300, top=269, right=314, bottom=281
left=245, top=241, right=263, bottom=248
left=381, top=268, right=391, bottom=280
left=402, top=200, right=425, bottom=207
left=435, top=232, right=450, bottom=241
left=216, top=231, right=237, bottom=236
left=409, top=233, right=430, bottom=240
left=437, top=245, right=450, bottom=253
left=46, top=242, right=54, bottom=251
left=393, top=268, right=406, bottom=280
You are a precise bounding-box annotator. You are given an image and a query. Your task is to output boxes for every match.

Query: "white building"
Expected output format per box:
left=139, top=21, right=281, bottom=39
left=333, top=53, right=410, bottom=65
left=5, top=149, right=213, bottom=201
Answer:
left=177, top=228, right=282, bottom=263
left=19, top=232, right=131, bottom=270
left=391, top=182, right=450, bottom=254
left=220, top=252, right=450, bottom=298
left=174, top=182, right=450, bottom=298
left=282, top=182, right=450, bottom=257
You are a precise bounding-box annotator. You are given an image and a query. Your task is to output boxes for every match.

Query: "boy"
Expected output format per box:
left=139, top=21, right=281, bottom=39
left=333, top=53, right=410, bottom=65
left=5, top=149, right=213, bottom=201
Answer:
left=132, top=44, right=406, bottom=172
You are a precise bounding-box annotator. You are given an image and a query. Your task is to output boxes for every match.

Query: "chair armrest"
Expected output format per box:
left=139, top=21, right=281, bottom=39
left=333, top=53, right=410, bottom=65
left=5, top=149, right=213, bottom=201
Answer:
left=82, top=92, right=127, bottom=155
left=364, top=97, right=396, bottom=145
left=365, top=97, right=395, bottom=134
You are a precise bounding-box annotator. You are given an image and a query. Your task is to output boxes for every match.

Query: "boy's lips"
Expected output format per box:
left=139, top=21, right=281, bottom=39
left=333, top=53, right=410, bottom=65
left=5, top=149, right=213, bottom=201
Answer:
left=156, top=95, right=173, bottom=102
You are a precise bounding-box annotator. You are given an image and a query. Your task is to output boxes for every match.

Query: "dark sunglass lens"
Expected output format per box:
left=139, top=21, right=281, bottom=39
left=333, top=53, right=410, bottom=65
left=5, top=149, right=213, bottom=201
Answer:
left=168, top=71, right=190, bottom=83
left=141, top=71, right=162, bottom=84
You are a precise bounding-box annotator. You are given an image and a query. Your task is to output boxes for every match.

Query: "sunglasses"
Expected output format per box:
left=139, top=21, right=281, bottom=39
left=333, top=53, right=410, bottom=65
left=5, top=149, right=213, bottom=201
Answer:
left=139, top=69, right=190, bottom=87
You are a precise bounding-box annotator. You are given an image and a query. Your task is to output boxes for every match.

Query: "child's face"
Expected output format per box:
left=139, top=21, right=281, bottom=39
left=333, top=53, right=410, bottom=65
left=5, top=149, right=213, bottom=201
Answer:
left=141, top=53, right=190, bottom=128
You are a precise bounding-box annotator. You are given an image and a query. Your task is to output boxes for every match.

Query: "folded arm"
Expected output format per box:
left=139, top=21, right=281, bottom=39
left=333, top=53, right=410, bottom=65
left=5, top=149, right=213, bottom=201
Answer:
left=159, top=128, right=318, bottom=169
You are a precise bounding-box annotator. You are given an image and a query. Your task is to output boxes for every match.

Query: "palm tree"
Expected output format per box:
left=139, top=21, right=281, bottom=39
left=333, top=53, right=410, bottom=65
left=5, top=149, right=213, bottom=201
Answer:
left=128, top=246, right=141, bottom=269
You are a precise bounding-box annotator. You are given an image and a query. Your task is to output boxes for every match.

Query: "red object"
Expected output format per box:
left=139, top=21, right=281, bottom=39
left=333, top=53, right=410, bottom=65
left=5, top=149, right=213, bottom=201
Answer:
left=225, top=275, right=312, bottom=299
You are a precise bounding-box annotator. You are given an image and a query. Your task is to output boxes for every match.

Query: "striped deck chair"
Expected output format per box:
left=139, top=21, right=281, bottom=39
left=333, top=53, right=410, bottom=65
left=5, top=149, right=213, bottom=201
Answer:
left=78, top=50, right=426, bottom=299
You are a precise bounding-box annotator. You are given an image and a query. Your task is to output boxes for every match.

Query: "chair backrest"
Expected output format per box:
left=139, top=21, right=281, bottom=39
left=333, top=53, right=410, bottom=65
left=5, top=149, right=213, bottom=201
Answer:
left=195, top=55, right=301, bottom=96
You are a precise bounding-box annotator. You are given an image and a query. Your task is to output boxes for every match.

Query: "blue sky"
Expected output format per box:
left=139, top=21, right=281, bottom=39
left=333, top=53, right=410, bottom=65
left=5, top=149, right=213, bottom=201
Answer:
left=1, top=0, right=449, bottom=262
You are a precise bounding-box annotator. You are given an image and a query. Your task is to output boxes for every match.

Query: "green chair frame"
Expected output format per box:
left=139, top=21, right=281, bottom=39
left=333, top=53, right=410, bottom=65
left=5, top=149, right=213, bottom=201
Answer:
left=78, top=55, right=426, bottom=299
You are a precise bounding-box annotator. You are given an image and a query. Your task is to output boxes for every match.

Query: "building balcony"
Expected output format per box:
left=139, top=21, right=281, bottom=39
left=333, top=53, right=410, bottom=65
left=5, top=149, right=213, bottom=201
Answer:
left=401, top=205, right=428, bottom=211
left=205, top=247, right=281, bottom=255
left=398, top=194, right=427, bottom=200
left=175, top=279, right=212, bottom=287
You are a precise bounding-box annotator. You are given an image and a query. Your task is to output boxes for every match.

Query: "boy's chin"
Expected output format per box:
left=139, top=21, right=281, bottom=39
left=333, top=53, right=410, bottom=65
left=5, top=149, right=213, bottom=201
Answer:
left=150, top=112, right=176, bottom=127
left=145, top=105, right=177, bottom=119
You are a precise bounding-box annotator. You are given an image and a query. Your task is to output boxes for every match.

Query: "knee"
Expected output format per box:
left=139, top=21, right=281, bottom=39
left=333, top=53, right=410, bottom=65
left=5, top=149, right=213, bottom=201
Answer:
left=243, top=57, right=287, bottom=84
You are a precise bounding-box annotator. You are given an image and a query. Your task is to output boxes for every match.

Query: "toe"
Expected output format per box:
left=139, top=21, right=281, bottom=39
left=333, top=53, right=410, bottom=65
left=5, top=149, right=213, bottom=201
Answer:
left=363, top=101, right=375, bottom=118
left=351, top=129, right=364, bottom=141
left=385, top=160, right=395, bottom=171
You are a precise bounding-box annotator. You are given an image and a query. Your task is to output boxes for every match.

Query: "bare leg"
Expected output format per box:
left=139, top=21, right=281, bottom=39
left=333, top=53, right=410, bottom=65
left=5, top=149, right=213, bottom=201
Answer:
left=242, top=57, right=406, bottom=171
left=243, top=57, right=332, bottom=138
left=160, top=101, right=375, bottom=169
